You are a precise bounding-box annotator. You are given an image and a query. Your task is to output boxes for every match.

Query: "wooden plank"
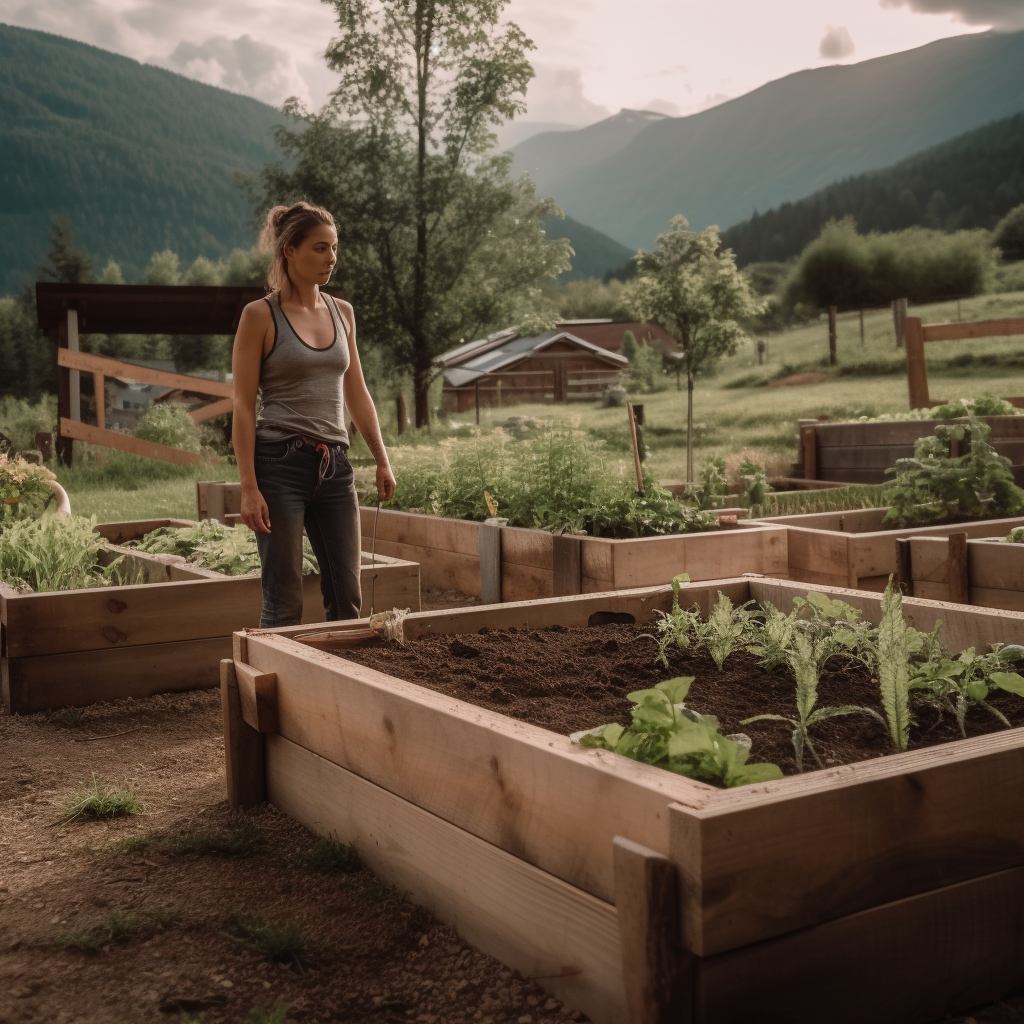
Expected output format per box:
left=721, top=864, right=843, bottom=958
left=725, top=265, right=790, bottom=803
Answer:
left=94, top=518, right=196, bottom=543
left=206, top=482, right=227, bottom=523
left=500, top=526, right=553, bottom=570
left=581, top=539, right=614, bottom=587
left=60, top=418, right=202, bottom=466
left=93, top=371, right=105, bottom=429
left=760, top=507, right=889, bottom=531
left=948, top=532, right=969, bottom=604
left=479, top=522, right=502, bottom=603
left=613, top=837, right=690, bottom=1024
left=358, top=506, right=482, bottom=558
left=800, top=424, right=816, bottom=480
left=5, top=636, right=227, bottom=713
left=968, top=586, right=1024, bottom=612
left=968, top=538, right=1024, bottom=593
left=922, top=318, right=1024, bottom=342
left=369, top=538, right=479, bottom=595
left=235, top=662, right=279, bottom=733
left=57, top=347, right=233, bottom=397
left=552, top=535, right=583, bottom=597
left=266, top=734, right=628, bottom=1024
left=816, top=444, right=916, bottom=469
left=906, top=316, right=930, bottom=409
left=190, top=397, right=233, bottom=424
left=781, top=527, right=851, bottom=582
left=501, top=560, right=552, bottom=602
left=907, top=536, right=948, bottom=584
left=221, top=659, right=265, bottom=810
left=695, top=866, right=1024, bottom=1024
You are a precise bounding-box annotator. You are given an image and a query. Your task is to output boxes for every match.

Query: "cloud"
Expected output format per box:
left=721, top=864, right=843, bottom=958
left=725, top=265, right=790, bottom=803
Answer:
left=163, top=34, right=308, bottom=105
left=524, top=63, right=610, bottom=124
left=879, top=0, right=1024, bottom=28
left=819, top=25, right=856, bottom=59
left=644, top=97, right=681, bottom=116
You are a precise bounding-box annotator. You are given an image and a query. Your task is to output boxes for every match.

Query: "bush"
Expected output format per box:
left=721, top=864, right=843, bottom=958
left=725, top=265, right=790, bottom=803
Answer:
left=133, top=405, right=202, bottom=453
left=994, top=203, right=1024, bottom=262
left=0, top=395, right=58, bottom=453
left=626, top=341, right=668, bottom=394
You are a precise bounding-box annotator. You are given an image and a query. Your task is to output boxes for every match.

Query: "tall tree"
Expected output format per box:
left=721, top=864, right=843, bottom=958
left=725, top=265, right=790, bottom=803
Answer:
left=627, top=216, right=761, bottom=483
left=260, top=0, right=569, bottom=427
left=38, top=217, right=92, bottom=284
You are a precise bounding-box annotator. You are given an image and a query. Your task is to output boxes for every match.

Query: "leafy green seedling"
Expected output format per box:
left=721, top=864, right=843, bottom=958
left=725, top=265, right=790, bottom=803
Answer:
left=647, top=574, right=701, bottom=667
left=744, top=602, right=797, bottom=670
left=743, top=634, right=883, bottom=771
left=222, top=915, right=317, bottom=968
left=698, top=592, right=758, bottom=669
left=56, top=909, right=175, bottom=952
left=61, top=774, right=143, bottom=822
left=249, top=1008, right=288, bottom=1024
left=875, top=583, right=922, bottom=751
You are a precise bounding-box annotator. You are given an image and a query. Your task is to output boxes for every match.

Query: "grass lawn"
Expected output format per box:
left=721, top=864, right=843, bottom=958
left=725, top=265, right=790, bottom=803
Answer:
left=46, top=288, right=1024, bottom=518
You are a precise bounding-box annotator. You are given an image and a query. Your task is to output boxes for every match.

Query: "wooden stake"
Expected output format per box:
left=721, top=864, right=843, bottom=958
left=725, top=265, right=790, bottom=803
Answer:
left=859, top=308, right=865, bottom=346
left=93, top=371, right=105, bottom=429
left=948, top=532, right=970, bottom=605
left=397, top=393, right=407, bottom=435
left=893, top=297, right=907, bottom=350
left=905, top=316, right=930, bottom=409
left=800, top=423, right=818, bottom=481
left=479, top=522, right=502, bottom=604
left=896, top=538, right=913, bottom=596
left=828, top=306, right=838, bottom=366
left=627, top=402, right=644, bottom=495
left=613, top=836, right=690, bottom=1024
left=220, top=659, right=265, bottom=809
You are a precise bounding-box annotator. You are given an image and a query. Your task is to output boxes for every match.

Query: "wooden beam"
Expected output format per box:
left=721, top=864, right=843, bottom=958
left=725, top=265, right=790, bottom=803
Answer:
left=235, top=662, right=280, bottom=733
left=800, top=424, right=817, bottom=480
left=54, top=322, right=72, bottom=465
left=905, top=316, right=929, bottom=409
left=827, top=305, right=837, bottom=365
left=613, top=837, right=691, bottom=1024
left=480, top=521, right=502, bottom=603
left=92, top=371, right=105, bottom=429
left=190, top=397, right=233, bottom=424
left=59, top=417, right=203, bottom=466
left=948, top=532, right=969, bottom=605
left=67, top=308, right=81, bottom=423
left=922, top=318, right=1024, bottom=342
left=221, top=659, right=265, bottom=809
left=266, top=733, right=628, bottom=1024
left=57, top=347, right=232, bottom=397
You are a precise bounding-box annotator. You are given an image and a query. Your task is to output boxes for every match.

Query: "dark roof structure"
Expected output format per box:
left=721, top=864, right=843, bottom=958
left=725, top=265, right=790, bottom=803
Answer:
left=435, top=328, right=628, bottom=388
left=35, top=283, right=345, bottom=335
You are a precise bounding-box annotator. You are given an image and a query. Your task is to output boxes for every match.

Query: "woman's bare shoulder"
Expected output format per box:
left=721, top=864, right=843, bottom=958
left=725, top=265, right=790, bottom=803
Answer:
left=239, top=296, right=273, bottom=323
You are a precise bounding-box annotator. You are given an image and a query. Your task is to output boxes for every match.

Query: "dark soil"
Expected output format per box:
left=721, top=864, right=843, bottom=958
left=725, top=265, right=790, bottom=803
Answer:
left=341, top=624, right=1024, bottom=776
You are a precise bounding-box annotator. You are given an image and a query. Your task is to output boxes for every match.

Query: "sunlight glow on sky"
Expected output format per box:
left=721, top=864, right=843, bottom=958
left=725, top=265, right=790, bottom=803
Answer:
left=0, top=0, right=1009, bottom=127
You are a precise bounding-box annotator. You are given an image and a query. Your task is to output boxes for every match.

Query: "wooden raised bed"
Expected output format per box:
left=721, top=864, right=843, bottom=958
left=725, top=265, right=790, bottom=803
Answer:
left=225, top=580, right=1024, bottom=1024
left=905, top=530, right=1024, bottom=610
left=744, top=506, right=1024, bottom=591
left=2, top=519, right=419, bottom=714
left=797, top=415, right=1024, bottom=485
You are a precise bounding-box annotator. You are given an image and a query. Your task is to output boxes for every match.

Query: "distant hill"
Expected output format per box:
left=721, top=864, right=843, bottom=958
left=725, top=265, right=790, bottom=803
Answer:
left=722, top=112, right=1024, bottom=265
left=512, top=30, right=1024, bottom=249
left=544, top=214, right=633, bottom=281
left=0, top=23, right=292, bottom=294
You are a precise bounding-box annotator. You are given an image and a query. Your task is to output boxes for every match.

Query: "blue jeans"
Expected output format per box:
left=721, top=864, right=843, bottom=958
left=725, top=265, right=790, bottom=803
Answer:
left=253, top=437, right=362, bottom=628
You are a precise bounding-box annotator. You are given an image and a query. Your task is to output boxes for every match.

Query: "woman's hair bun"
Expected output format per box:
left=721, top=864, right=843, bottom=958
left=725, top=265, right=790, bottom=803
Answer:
left=257, top=201, right=336, bottom=292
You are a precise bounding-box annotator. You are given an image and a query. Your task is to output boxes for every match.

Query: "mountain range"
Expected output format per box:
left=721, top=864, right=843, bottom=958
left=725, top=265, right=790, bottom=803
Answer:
left=511, top=29, right=1024, bottom=249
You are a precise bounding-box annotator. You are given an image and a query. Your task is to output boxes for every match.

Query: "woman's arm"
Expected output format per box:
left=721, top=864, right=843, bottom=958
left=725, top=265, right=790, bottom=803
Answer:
left=231, top=301, right=273, bottom=532
left=339, top=302, right=396, bottom=501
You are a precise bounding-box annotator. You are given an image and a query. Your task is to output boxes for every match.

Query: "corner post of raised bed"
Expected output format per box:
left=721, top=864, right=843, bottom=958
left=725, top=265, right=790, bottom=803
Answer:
left=552, top=534, right=583, bottom=597
left=905, top=316, right=929, bottom=409
left=798, top=422, right=818, bottom=481
left=895, top=538, right=913, bottom=596
left=948, top=532, right=970, bottom=605
left=480, top=522, right=502, bottom=603
left=612, top=836, right=692, bottom=1024
left=220, top=659, right=265, bottom=809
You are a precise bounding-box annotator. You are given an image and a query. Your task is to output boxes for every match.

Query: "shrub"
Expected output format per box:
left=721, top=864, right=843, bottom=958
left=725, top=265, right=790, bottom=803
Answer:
left=133, top=405, right=202, bottom=453
left=994, top=203, right=1024, bottom=261
left=0, top=395, right=58, bottom=453
left=0, top=453, right=57, bottom=526
left=0, top=514, right=109, bottom=591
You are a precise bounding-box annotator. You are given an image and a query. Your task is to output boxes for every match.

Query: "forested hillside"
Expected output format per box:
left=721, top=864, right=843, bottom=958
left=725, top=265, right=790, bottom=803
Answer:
left=0, top=23, right=293, bottom=294
left=723, top=112, right=1024, bottom=265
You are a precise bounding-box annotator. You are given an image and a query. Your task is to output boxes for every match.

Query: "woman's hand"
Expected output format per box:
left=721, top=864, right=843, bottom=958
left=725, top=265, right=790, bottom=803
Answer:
left=376, top=463, right=396, bottom=502
left=240, top=486, right=272, bottom=534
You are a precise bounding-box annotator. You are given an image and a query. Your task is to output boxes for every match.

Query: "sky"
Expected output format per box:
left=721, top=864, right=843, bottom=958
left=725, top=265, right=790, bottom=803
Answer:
left=1, top=0, right=1022, bottom=129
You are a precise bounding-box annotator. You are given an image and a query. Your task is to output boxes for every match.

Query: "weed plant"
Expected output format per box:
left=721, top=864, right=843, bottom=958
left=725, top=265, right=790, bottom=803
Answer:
left=375, top=423, right=718, bottom=537
left=249, top=1009, right=288, bottom=1024
left=62, top=774, right=143, bottom=821
left=222, top=915, right=317, bottom=968
left=0, top=514, right=120, bottom=592
left=56, top=909, right=175, bottom=952
left=295, top=835, right=361, bottom=874
left=49, top=706, right=85, bottom=728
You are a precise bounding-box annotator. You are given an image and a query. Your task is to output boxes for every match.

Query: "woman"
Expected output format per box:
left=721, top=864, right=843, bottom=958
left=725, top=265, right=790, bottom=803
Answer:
left=232, top=201, right=395, bottom=628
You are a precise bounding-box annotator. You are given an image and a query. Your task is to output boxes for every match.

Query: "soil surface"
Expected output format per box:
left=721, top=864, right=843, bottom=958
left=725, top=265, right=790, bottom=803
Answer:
left=0, top=691, right=583, bottom=1024
left=341, top=623, right=1024, bottom=776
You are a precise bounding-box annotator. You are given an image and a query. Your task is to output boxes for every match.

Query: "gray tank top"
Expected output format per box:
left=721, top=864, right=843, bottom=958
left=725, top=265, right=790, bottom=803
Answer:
left=256, top=292, right=351, bottom=445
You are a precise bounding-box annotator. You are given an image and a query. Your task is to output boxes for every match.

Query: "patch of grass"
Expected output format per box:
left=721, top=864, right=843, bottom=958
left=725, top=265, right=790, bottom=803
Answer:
left=295, top=835, right=361, bottom=875
left=222, top=915, right=317, bottom=969
left=249, top=1008, right=288, bottom=1024
left=62, top=774, right=143, bottom=822
left=722, top=372, right=770, bottom=389
left=49, top=706, right=85, bottom=728
left=361, top=878, right=409, bottom=904
left=164, top=816, right=262, bottom=857
left=56, top=908, right=175, bottom=953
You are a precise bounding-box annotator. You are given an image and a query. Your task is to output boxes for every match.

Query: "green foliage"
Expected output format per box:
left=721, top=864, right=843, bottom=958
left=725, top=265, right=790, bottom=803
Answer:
left=0, top=514, right=115, bottom=592
left=249, top=1008, right=289, bottom=1024
left=295, top=835, right=362, bottom=875
left=649, top=574, right=700, bottom=667
left=222, top=915, right=317, bottom=968
left=994, top=203, right=1024, bottom=261
left=875, top=584, right=918, bottom=752
left=39, top=217, right=92, bottom=284
left=0, top=394, right=58, bottom=451
left=133, top=406, right=203, bottom=454
left=379, top=424, right=718, bottom=537
left=0, top=453, right=57, bottom=526
left=548, top=277, right=632, bottom=321
left=884, top=412, right=1024, bottom=526
left=62, top=774, right=143, bottom=821
left=723, top=112, right=1024, bottom=265
left=745, top=602, right=798, bottom=670
left=0, top=298, right=54, bottom=400
left=625, top=340, right=668, bottom=394
left=753, top=484, right=893, bottom=518
left=627, top=215, right=763, bottom=481
left=579, top=677, right=783, bottom=787
left=783, top=217, right=994, bottom=310
left=693, top=455, right=728, bottom=510
left=56, top=909, right=174, bottom=953
left=132, top=520, right=318, bottom=576
left=738, top=458, right=771, bottom=507
left=700, top=592, right=757, bottom=670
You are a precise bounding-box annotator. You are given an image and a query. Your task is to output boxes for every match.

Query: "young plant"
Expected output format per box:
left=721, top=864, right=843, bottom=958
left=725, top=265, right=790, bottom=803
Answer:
left=0, top=514, right=108, bottom=592
left=742, top=634, right=882, bottom=771
left=744, top=602, right=798, bottom=670
left=578, top=677, right=783, bottom=787
left=875, top=583, right=922, bottom=752
left=693, top=455, right=728, bottom=510
left=738, top=458, right=771, bottom=508
left=647, top=574, right=701, bottom=667
left=222, top=915, right=318, bottom=969
left=295, top=835, right=361, bottom=874
left=62, top=774, right=143, bottom=822
left=698, top=592, right=758, bottom=669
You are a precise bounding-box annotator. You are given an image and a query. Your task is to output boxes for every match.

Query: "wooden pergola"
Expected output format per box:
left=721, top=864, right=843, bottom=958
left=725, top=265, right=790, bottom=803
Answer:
left=36, top=283, right=343, bottom=465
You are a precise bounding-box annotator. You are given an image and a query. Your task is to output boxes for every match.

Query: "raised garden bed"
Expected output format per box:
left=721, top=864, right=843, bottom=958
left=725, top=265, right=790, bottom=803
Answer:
left=743, top=506, right=1024, bottom=591
left=798, top=416, right=1024, bottom=485
left=2, top=518, right=419, bottom=714
left=225, top=579, right=1024, bottom=1024
left=905, top=530, right=1024, bottom=610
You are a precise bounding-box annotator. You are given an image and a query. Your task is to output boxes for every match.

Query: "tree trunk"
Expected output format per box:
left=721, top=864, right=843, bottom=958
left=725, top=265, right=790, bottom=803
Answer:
left=686, top=371, right=695, bottom=484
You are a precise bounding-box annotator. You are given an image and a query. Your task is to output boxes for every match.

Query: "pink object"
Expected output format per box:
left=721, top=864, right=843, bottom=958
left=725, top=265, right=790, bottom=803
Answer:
left=49, top=479, right=71, bottom=515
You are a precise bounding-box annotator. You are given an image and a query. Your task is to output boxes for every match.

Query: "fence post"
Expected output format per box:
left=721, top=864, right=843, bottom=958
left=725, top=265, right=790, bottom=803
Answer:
left=859, top=308, right=865, bottom=346
left=396, top=393, right=407, bottom=435
left=892, top=298, right=907, bottom=349
left=905, top=316, right=929, bottom=409
left=799, top=422, right=818, bottom=480
left=828, top=306, right=838, bottom=365
left=479, top=522, right=502, bottom=604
